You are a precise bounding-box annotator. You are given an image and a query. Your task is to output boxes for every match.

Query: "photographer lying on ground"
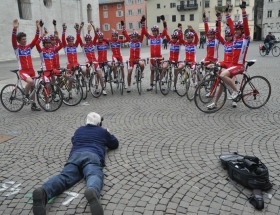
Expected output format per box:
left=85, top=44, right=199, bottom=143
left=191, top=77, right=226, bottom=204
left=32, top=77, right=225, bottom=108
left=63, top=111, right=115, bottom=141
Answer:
left=32, top=112, right=119, bottom=215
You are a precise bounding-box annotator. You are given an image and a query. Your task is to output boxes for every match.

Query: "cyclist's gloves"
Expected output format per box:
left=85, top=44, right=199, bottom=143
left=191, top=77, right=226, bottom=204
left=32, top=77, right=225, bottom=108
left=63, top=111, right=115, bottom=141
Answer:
left=239, top=1, right=246, bottom=9
left=74, top=24, right=79, bottom=30
left=121, top=20, right=124, bottom=26
left=203, top=12, right=206, bottom=19
left=39, top=20, right=44, bottom=27
left=160, top=15, right=165, bottom=21
left=62, top=24, right=67, bottom=30
left=140, top=15, right=146, bottom=23
left=53, top=19, right=56, bottom=26
left=225, top=4, right=229, bottom=12
left=216, top=11, right=221, bottom=18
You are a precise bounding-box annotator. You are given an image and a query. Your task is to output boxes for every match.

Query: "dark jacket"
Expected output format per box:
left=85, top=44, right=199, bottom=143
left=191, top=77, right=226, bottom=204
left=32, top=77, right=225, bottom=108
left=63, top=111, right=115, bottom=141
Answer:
left=69, top=125, right=119, bottom=165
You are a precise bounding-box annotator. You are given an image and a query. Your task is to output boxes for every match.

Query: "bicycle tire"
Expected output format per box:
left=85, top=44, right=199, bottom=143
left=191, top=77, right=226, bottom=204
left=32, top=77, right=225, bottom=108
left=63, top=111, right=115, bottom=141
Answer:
left=272, top=46, right=280, bottom=57
left=159, top=69, right=171, bottom=96
left=259, top=49, right=266, bottom=57
left=176, top=69, right=187, bottom=97
left=194, top=78, right=227, bottom=113
left=154, top=70, right=159, bottom=94
left=186, top=69, right=196, bottom=101
left=241, top=76, right=271, bottom=109
left=0, top=84, right=24, bottom=112
left=118, top=68, right=124, bottom=95
left=60, top=78, right=83, bottom=106
left=89, top=72, right=102, bottom=98
left=136, top=67, right=142, bottom=95
left=80, top=76, right=88, bottom=100
left=37, top=82, right=63, bottom=112
left=108, top=70, right=113, bottom=95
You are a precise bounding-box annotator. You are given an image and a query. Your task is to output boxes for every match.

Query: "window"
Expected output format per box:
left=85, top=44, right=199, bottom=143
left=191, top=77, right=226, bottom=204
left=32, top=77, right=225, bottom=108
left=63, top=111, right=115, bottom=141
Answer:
left=116, top=10, right=123, bottom=17
left=127, top=0, right=133, bottom=4
left=246, top=0, right=249, bottom=6
left=170, top=3, right=176, bottom=8
left=103, top=24, right=110, bottom=31
left=137, top=8, right=142, bottom=15
left=157, top=16, right=161, bottom=23
left=189, top=0, right=195, bottom=4
left=87, top=4, right=92, bottom=22
left=181, top=15, right=185, bottom=21
left=128, top=9, right=133, bottom=16
left=278, top=10, right=280, bottom=17
left=43, top=0, right=52, bottom=8
left=268, top=0, right=273, bottom=2
left=267, top=10, right=272, bottom=18
left=128, top=22, right=133, bottom=29
left=226, top=0, right=231, bottom=4
left=137, top=22, right=141, bottom=29
left=136, top=0, right=142, bottom=4
left=157, top=4, right=160, bottom=8
left=205, top=0, right=210, bottom=8
left=103, top=11, right=108, bottom=18
left=117, top=4, right=122, bottom=8
left=234, top=14, right=240, bottom=21
left=190, top=14, right=194, bottom=21
left=18, top=0, right=32, bottom=20
left=103, top=5, right=107, bottom=10
left=235, top=0, right=239, bottom=6
left=116, top=23, right=122, bottom=30
left=217, top=0, right=222, bottom=6
left=172, top=15, right=176, bottom=22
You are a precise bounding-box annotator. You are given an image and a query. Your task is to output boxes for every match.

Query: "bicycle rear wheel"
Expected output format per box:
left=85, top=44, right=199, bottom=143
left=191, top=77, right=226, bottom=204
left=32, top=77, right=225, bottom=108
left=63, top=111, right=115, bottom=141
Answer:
left=194, top=78, right=227, bottom=113
left=186, top=69, right=196, bottom=101
left=176, top=69, right=187, bottom=97
left=242, top=76, right=271, bottom=109
left=272, top=46, right=280, bottom=57
left=135, top=67, right=141, bottom=95
left=89, top=72, right=102, bottom=98
left=37, top=82, right=63, bottom=112
left=160, top=69, right=171, bottom=96
left=259, top=49, right=266, bottom=57
left=0, top=84, right=24, bottom=112
left=60, top=78, right=83, bottom=106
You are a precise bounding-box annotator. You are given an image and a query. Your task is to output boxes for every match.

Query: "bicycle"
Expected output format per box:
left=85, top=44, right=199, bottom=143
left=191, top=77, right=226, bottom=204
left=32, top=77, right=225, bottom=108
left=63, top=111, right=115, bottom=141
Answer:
left=160, top=60, right=175, bottom=96
left=148, top=57, right=163, bottom=94
left=88, top=62, right=103, bottom=98
left=194, top=60, right=271, bottom=113
left=72, top=65, right=88, bottom=100
left=55, top=68, right=83, bottom=106
left=100, top=61, right=113, bottom=95
left=0, top=69, right=63, bottom=112
left=259, top=42, right=280, bottom=57
left=127, top=59, right=146, bottom=95
left=112, top=61, right=124, bottom=95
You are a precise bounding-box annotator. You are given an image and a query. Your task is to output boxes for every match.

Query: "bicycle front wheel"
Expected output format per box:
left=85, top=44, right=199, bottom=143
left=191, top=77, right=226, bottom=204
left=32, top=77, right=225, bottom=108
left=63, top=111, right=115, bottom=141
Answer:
left=108, top=71, right=113, bottom=95
left=61, top=78, right=83, bottom=106
left=186, top=69, right=196, bottom=101
left=37, top=82, right=63, bottom=112
left=89, top=72, right=102, bottom=98
left=0, top=84, right=24, bottom=112
left=119, top=69, right=124, bottom=95
left=194, top=78, right=227, bottom=113
left=242, top=76, right=271, bottom=109
left=160, top=69, right=171, bottom=96
left=272, top=46, right=280, bottom=57
left=80, top=76, right=88, bottom=100
left=176, top=69, right=187, bottom=97
left=136, top=67, right=142, bottom=95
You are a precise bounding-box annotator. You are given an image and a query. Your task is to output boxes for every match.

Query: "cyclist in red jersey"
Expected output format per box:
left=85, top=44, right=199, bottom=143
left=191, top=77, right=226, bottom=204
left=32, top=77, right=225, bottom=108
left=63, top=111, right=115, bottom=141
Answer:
left=80, top=23, right=106, bottom=95
left=201, top=11, right=220, bottom=65
left=142, top=15, right=167, bottom=91
left=12, top=19, right=41, bottom=111
left=123, top=19, right=145, bottom=93
left=50, top=19, right=61, bottom=69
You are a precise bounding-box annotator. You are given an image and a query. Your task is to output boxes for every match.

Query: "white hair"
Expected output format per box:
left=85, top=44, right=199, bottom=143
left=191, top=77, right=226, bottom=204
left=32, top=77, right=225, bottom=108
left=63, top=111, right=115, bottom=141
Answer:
left=86, top=112, right=101, bottom=126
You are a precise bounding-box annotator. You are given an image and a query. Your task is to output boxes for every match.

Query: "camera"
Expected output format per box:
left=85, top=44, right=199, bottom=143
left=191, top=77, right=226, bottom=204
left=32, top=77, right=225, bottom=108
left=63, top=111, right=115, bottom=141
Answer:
left=100, top=117, right=104, bottom=127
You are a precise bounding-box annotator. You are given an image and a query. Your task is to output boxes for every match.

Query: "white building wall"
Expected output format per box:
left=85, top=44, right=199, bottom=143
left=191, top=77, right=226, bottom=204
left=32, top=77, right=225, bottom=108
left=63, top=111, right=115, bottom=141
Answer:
left=262, top=0, right=280, bottom=40
left=0, top=0, right=100, bottom=61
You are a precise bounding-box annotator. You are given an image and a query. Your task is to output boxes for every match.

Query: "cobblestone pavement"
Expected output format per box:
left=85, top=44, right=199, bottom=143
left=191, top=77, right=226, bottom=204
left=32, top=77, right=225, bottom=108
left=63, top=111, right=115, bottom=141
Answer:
left=0, top=42, right=280, bottom=215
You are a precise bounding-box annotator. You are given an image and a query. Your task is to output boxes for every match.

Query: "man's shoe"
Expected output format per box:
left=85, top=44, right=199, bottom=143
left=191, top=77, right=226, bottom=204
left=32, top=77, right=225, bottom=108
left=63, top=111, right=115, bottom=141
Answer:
left=102, top=90, right=107, bottom=95
left=232, top=101, right=237, bottom=108
left=31, top=103, right=41, bottom=111
left=126, top=86, right=131, bottom=93
left=33, top=187, right=47, bottom=215
left=85, top=188, right=104, bottom=215
left=207, top=103, right=217, bottom=110
left=146, top=86, right=153, bottom=91
left=231, top=91, right=239, bottom=100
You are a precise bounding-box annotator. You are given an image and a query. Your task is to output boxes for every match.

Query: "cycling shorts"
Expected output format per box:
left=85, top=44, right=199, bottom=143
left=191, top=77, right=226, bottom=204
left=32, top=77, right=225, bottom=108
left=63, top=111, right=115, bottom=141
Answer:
left=19, top=69, right=35, bottom=81
left=127, top=59, right=142, bottom=69
left=184, top=61, right=196, bottom=70
left=219, top=61, right=232, bottom=69
left=227, top=64, right=245, bottom=77
left=150, top=57, right=163, bottom=70
left=201, top=58, right=218, bottom=66
left=86, top=61, right=98, bottom=70
left=112, top=56, right=124, bottom=66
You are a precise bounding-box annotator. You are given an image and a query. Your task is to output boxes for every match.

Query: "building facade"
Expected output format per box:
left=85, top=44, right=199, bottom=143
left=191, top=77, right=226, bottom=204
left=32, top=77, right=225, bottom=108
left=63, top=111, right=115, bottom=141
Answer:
left=0, top=0, right=99, bottom=61
left=262, top=0, right=280, bottom=40
left=99, top=0, right=125, bottom=39
left=146, top=0, right=255, bottom=39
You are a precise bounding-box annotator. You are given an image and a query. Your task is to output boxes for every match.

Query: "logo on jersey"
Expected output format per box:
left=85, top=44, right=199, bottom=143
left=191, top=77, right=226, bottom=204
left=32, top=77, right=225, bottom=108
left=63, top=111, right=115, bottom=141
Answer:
left=66, top=47, right=77, bottom=54
left=185, top=46, right=195, bottom=53
left=224, top=45, right=232, bottom=53
left=130, top=43, right=140, bottom=49
left=207, top=40, right=215, bottom=48
left=170, top=45, right=180, bottom=52
left=150, top=39, right=161, bottom=45
left=84, top=47, right=95, bottom=53
left=233, top=41, right=243, bottom=49
left=110, top=43, right=121, bottom=48
left=43, top=52, right=54, bottom=59
left=97, top=45, right=107, bottom=51
left=18, top=48, right=31, bottom=56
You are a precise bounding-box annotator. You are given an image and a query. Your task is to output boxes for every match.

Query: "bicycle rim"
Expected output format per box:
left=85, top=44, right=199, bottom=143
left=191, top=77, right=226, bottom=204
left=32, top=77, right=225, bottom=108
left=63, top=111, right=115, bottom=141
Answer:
left=176, top=70, right=187, bottom=97
left=194, top=78, right=227, bottom=113
left=89, top=73, right=102, bottom=98
left=242, top=76, right=271, bottom=109
left=0, top=84, right=24, bottom=112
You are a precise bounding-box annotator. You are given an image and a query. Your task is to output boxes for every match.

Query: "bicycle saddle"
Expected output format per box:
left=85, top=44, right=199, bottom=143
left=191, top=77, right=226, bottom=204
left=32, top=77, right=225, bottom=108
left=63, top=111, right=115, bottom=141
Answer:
left=10, top=69, right=19, bottom=73
left=246, top=60, right=256, bottom=67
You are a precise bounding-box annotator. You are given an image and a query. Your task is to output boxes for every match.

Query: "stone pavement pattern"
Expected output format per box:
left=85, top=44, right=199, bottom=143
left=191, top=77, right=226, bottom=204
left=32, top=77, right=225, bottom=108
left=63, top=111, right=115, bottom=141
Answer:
left=0, top=43, right=279, bottom=215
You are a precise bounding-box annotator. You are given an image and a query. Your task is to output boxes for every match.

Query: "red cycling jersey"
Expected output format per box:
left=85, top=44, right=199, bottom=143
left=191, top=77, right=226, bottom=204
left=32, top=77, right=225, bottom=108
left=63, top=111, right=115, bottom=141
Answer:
left=178, top=30, right=199, bottom=63
left=94, top=34, right=109, bottom=62
left=143, top=23, right=167, bottom=58
left=165, top=32, right=184, bottom=62
left=62, top=29, right=81, bottom=69
left=36, top=38, right=63, bottom=71
left=80, top=33, right=98, bottom=63
left=203, top=19, right=220, bottom=62
left=12, top=28, right=39, bottom=70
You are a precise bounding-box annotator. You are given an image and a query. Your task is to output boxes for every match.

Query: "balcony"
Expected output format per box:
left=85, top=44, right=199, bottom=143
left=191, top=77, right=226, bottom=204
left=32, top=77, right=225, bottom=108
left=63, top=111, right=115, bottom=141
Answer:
left=215, top=5, right=233, bottom=12
left=177, top=4, right=198, bottom=11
